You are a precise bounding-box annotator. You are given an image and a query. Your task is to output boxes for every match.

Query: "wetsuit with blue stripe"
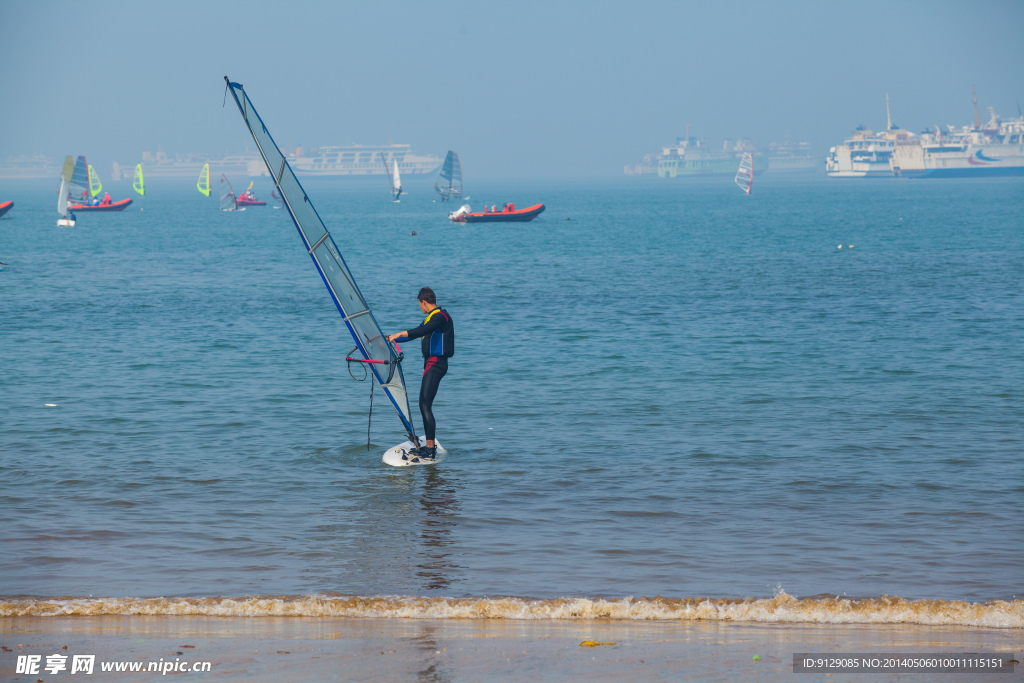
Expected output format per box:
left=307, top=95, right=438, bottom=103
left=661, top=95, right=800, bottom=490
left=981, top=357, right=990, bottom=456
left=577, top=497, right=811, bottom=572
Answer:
left=400, top=308, right=454, bottom=442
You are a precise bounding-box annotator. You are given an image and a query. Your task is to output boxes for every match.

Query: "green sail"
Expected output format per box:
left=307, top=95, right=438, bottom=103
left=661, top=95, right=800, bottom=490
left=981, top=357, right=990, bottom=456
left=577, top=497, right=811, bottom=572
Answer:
left=133, top=164, right=145, bottom=196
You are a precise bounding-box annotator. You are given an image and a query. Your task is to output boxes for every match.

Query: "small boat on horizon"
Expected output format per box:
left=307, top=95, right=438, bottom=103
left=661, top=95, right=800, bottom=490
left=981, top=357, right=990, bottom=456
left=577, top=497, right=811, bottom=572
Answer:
left=449, top=202, right=544, bottom=223
left=380, top=152, right=403, bottom=202
left=219, top=174, right=238, bottom=211
left=57, top=177, right=75, bottom=227
left=735, top=152, right=754, bottom=194
left=435, top=150, right=463, bottom=201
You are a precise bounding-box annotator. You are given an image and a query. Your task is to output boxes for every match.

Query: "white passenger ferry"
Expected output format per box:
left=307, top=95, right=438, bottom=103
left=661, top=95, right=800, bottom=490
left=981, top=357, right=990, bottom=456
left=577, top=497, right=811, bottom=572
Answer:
left=890, top=110, right=1024, bottom=178
left=826, top=96, right=911, bottom=178
left=113, top=143, right=441, bottom=180
left=287, top=144, right=441, bottom=176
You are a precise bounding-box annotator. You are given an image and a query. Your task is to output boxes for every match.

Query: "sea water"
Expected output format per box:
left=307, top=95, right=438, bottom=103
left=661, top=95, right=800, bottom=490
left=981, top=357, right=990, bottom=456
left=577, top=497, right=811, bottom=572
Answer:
left=1, top=175, right=1021, bottom=625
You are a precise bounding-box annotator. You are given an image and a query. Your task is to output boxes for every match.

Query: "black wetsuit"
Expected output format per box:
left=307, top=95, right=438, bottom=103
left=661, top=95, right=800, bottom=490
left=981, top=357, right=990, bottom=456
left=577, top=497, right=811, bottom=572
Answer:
left=400, top=308, right=454, bottom=441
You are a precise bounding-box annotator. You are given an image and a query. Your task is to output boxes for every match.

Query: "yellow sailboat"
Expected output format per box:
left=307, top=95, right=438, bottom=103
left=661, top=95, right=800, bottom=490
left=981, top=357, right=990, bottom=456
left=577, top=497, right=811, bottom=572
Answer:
left=133, top=164, right=145, bottom=196
left=88, top=165, right=102, bottom=197
left=197, top=163, right=211, bottom=197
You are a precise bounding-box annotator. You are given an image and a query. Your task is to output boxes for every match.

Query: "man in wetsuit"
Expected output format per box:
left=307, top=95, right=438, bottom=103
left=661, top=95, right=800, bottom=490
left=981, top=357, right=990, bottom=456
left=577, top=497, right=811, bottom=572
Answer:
left=386, top=287, right=454, bottom=460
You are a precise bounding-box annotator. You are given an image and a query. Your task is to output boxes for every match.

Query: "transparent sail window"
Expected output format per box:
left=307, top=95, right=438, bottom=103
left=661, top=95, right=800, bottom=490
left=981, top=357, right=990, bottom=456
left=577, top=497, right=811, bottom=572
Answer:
left=312, top=239, right=368, bottom=319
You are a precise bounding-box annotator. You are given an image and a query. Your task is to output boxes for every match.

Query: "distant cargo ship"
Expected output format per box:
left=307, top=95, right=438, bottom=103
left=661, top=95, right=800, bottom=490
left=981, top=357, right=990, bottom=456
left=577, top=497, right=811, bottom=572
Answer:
left=113, top=143, right=441, bottom=181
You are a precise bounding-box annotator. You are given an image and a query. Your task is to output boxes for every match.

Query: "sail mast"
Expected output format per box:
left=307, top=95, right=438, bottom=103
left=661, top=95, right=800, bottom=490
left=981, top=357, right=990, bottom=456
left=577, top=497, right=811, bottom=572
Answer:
left=224, top=77, right=418, bottom=443
left=57, top=177, right=68, bottom=217
left=380, top=152, right=398, bottom=199
left=218, top=174, right=236, bottom=211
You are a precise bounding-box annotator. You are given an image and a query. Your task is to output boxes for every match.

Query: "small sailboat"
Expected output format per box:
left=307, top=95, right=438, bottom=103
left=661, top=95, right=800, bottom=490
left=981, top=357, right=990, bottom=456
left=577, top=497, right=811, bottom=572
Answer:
left=133, top=164, right=145, bottom=210
left=735, top=152, right=754, bottom=194
left=271, top=188, right=285, bottom=209
left=65, top=155, right=132, bottom=211
left=434, top=150, right=463, bottom=201
left=133, top=164, right=144, bottom=196
left=57, top=177, right=75, bottom=227
left=380, top=152, right=402, bottom=202
left=197, top=163, right=211, bottom=197
left=219, top=174, right=237, bottom=211
left=69, top=155, right=90, bottom=203
left=88, top=164, right=103, bottom=198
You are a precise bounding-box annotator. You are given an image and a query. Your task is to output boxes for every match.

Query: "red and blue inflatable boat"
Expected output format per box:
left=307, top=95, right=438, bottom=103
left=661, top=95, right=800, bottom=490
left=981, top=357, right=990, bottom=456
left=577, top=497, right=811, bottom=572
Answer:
left=450, top=203, right=544, bottom=223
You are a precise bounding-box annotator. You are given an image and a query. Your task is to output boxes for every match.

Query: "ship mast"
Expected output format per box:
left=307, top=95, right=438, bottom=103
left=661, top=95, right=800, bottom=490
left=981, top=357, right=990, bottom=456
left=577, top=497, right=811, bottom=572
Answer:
left=886, top=93, right=892, bottom=131
left=973, top=85, right=981, bottom=130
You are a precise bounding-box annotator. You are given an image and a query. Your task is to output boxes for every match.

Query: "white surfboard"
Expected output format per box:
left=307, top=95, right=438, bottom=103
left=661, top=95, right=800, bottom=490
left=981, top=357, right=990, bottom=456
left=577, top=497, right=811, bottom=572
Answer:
left=383, top=437, right=446, bottom=467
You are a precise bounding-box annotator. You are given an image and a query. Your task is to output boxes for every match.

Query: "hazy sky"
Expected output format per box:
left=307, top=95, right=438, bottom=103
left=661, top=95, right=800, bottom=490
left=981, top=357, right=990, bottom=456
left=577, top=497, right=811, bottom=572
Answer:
left=2, top=0, right=1023, bottom=179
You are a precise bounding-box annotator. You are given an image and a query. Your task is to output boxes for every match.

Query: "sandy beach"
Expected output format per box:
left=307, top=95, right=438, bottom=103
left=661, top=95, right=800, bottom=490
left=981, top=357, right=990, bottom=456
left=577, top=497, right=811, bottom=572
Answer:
left=2, top=616, right=1018, bottom=681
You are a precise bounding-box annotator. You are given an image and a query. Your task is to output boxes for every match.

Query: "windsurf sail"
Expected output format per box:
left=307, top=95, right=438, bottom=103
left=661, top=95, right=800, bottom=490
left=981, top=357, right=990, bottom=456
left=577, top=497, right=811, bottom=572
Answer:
left=735, top=152, right=754, bottom=195
left=434, top=150, right=463, bottom=201
left=218, top=174, right=236, bottom=211
left=197, top=163, right=211, bottom=196
left=379, top=152, right=403, bottom=201
left=69, top=156, right=89, bottom=199
left=88, top=165, right=102, bottom=197
left=133, top=164, right=145, bottom=196
left=61, top=156, right=75, bottom=184
left=57, top=177, right=69, bottom=217
left=225, top=77, right=419, bottom=443
left=271, top=188, right=284, bottom=206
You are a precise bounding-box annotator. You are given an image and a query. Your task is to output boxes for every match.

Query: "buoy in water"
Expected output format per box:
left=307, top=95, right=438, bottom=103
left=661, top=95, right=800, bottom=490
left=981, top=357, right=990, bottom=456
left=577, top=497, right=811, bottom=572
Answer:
left=410, top=231, right=417, bottom=236
left=837, top=245, right=843, bottom=249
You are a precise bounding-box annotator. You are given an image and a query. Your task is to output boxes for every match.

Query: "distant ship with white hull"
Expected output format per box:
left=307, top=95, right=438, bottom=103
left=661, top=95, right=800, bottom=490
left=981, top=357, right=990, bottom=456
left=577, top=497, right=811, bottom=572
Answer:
left=288, top=144, right=441, bottom=177
left=114, top=144, right=440, bottom=180
left=826, top=131, right=897, bottom=177
left=637, top=128, right=768, bottom=178
left=890, top=108, right=1024, bottom=178
left=113, top=150, right=262, bottom=180
left=826, top=96, right=910, bottom=178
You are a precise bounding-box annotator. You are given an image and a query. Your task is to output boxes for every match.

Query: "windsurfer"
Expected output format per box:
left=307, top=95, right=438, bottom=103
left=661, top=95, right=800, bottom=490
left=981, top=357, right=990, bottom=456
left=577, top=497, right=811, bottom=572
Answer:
left=387, top=287, right=454, bottom=460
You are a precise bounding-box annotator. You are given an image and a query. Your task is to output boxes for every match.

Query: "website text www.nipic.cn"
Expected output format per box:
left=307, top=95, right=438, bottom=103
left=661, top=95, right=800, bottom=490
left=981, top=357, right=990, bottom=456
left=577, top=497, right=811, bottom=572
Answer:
left=16, top=653, right=213, bottom=675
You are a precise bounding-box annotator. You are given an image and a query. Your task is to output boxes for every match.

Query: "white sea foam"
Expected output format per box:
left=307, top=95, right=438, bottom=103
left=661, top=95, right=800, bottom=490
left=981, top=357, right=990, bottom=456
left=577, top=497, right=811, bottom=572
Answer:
left=2, top=593, right=1021, bottom=628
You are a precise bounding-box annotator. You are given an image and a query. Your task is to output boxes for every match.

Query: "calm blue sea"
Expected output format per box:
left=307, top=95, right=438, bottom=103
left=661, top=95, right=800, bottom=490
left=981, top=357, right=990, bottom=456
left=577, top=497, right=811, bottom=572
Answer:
left=1, top=174, right=1021, bottom=604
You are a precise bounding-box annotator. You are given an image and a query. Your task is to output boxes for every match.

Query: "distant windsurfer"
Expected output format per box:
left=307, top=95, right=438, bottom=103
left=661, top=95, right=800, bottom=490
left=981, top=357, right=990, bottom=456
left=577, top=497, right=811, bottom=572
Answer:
left=387, top=287, right=454, bottom=461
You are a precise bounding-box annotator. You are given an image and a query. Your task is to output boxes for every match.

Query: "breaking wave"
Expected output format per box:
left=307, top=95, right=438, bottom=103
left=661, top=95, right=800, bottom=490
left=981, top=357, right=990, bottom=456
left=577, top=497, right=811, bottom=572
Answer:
left=2, top=592, right=1021, bottom=628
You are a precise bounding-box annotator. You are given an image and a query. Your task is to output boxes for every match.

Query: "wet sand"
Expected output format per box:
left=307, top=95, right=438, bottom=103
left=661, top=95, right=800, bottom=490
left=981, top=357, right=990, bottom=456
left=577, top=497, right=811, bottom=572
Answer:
left=2, top=617, right=1018, bottom=681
